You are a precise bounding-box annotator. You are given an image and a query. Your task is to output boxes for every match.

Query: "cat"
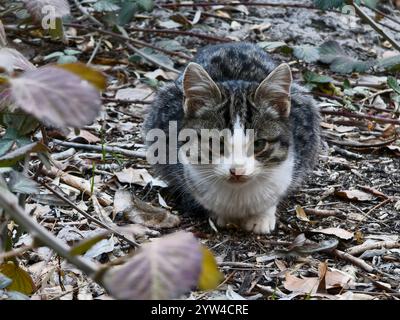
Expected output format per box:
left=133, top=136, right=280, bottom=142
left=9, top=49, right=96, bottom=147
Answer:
left=142, top=42, right=320, bottom=234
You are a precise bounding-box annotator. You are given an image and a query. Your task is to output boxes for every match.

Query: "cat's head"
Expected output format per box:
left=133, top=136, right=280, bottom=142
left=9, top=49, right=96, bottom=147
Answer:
left=180, top=62, right=293, bottom=185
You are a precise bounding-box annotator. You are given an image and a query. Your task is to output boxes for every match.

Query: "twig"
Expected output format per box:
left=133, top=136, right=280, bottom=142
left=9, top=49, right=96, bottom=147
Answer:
left=72, top=0, right=103, bottom=26
left=128, top=27, right=231, bottom=43
left=320, top=110, right=400, bottom=125
left=331, top=145, right=363, bottom=160
left=64, top=23, right=190, bottom=61
left=0, top=244, right=35, bottom=261
left=40, top=165, right=113, bottom=206
left=160, top=2, right=316, bottom=10
left=326, top=137, right=397, bottom=148
left=52, top=148, right=76, bottom=161
left=52, top=139, right=146, bottom=159
left=0, top=188, right=98, bottom=276
left=358, top=185, right=390, bottom=200
left=218, top=261, right=266, bottom=268
left=332, top=249, right=374, bottom=273
left=351, top=2, right=400, bottom=52
left=125, top=42, right=180, bottom=74
left=364, top=198, right=392, bottom=216
left=40, top=181, right=139, bottom=248
left=347, top=241, right=400, bottom=256
left=362, top=4, right=400, bottom=28
left=303, top=208, right=343, bottom=217
left=194, top=10, right=262, bottom=24
left=102, top=97, right=153, bottom=105
left=87, top=36, right=103, bottom=65
left=359, top=89, right=393, bottom=103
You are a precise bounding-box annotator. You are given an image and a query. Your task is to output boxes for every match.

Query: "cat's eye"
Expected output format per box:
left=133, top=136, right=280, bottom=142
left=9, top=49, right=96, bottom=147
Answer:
left=254, top=139, right=269, bottom=155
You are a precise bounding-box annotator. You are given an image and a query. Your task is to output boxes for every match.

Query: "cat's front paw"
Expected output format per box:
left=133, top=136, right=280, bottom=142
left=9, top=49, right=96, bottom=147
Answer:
left=242, top=214, right=276, bottom=234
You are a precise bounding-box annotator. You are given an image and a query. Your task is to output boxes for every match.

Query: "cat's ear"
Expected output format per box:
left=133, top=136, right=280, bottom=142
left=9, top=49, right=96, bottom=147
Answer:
left=254, top=63, right=292, bottom=117
left=182, top=62, right=222, bottom=114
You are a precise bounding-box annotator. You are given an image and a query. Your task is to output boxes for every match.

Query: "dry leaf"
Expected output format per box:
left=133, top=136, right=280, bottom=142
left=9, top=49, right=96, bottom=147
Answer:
left=311, top=228, right=354, bottom=240
left=67, top=129, right=100, bottom=143
left=127, top=198, right=180, bottom=229
left=115, top=86, right=153, bottom=101
left=115, top=168, right=167, bottom=187
left=295, top=205, right=310, bottom=222
left=284, top=268, right=353, bottom=294
left=335, top=189, right=374, bottom=201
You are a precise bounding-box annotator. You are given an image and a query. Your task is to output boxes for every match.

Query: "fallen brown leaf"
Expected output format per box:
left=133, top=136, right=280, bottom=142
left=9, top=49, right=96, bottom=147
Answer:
left=311, top=227, right=354, bottom=240
left=335, top=189, right=374, bottom=202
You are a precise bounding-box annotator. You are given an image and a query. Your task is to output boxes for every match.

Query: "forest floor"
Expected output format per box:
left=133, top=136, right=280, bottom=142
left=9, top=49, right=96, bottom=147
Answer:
left=3, top=0, right=400, bottom=300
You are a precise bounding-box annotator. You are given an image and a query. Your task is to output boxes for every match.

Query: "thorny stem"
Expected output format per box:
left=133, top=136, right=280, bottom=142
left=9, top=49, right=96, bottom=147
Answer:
left=0, top=187, right=98, bottom=276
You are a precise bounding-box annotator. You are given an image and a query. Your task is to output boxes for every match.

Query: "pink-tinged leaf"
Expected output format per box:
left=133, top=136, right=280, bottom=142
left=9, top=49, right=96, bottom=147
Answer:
left=103, top=231, right=203, bottom=300
left=21, top=0, right=70, bottom=21
left=9, top=66, right=102, bottom=128
left=0, top=48, right=36, bottom=73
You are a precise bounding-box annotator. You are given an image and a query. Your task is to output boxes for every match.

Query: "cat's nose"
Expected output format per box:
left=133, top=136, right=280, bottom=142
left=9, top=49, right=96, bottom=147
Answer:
left=229, top=168, right=248, bottom=182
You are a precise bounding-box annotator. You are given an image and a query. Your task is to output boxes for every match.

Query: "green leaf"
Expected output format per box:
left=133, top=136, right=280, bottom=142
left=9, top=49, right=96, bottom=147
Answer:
left=0, top=127, right=33, bottom=157
left=304, top=71, right=333, bottom=84
left=137, top=0, right=154, bottom=12
left=57, top=55, right=78, bottom=64
left=70, top=231, right=111, bottom=256
left=0, top=261, right=35, bottom=295
left=129, top=48, right=174, bottom=69
left=329, top=56, right=373, bottom=74
left=8, top=171, right=39, bottom=194
left=63, top=49, right=81, bottom=56
left=48, top=17, right=65, bottom=40
left=318, top=41, right=373, bottom=74
left=0, top=135, right=16, bottom=157
left=0, top=142, right=48, bottom=167
left=258, top=41, right=291, bottom=53
left=157, top=40, right=186, bottom=52
left=293, top=45, right=320, bottom=63
left=343, top=79, right=351, bottom=89
left=319, top=40, right=345, bottom=64
left=43, top=51, right=65, bottom=61
left=93, top=0, right=121, bottom=12
left=387, top=77, right=400, bottom=95
left=376, top=55, right=400, bottom=72
left=363, top=0, right=378, bottom=8
left=2, top=113, right=39, bottom=136
left=117, top=1, right=138, bottom=25
left=313, top=0, right=345, bottom=9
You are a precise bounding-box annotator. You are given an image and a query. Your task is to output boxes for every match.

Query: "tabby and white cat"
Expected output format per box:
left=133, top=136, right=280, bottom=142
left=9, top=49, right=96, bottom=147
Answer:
left=143, top=43, right=320, bottom=234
